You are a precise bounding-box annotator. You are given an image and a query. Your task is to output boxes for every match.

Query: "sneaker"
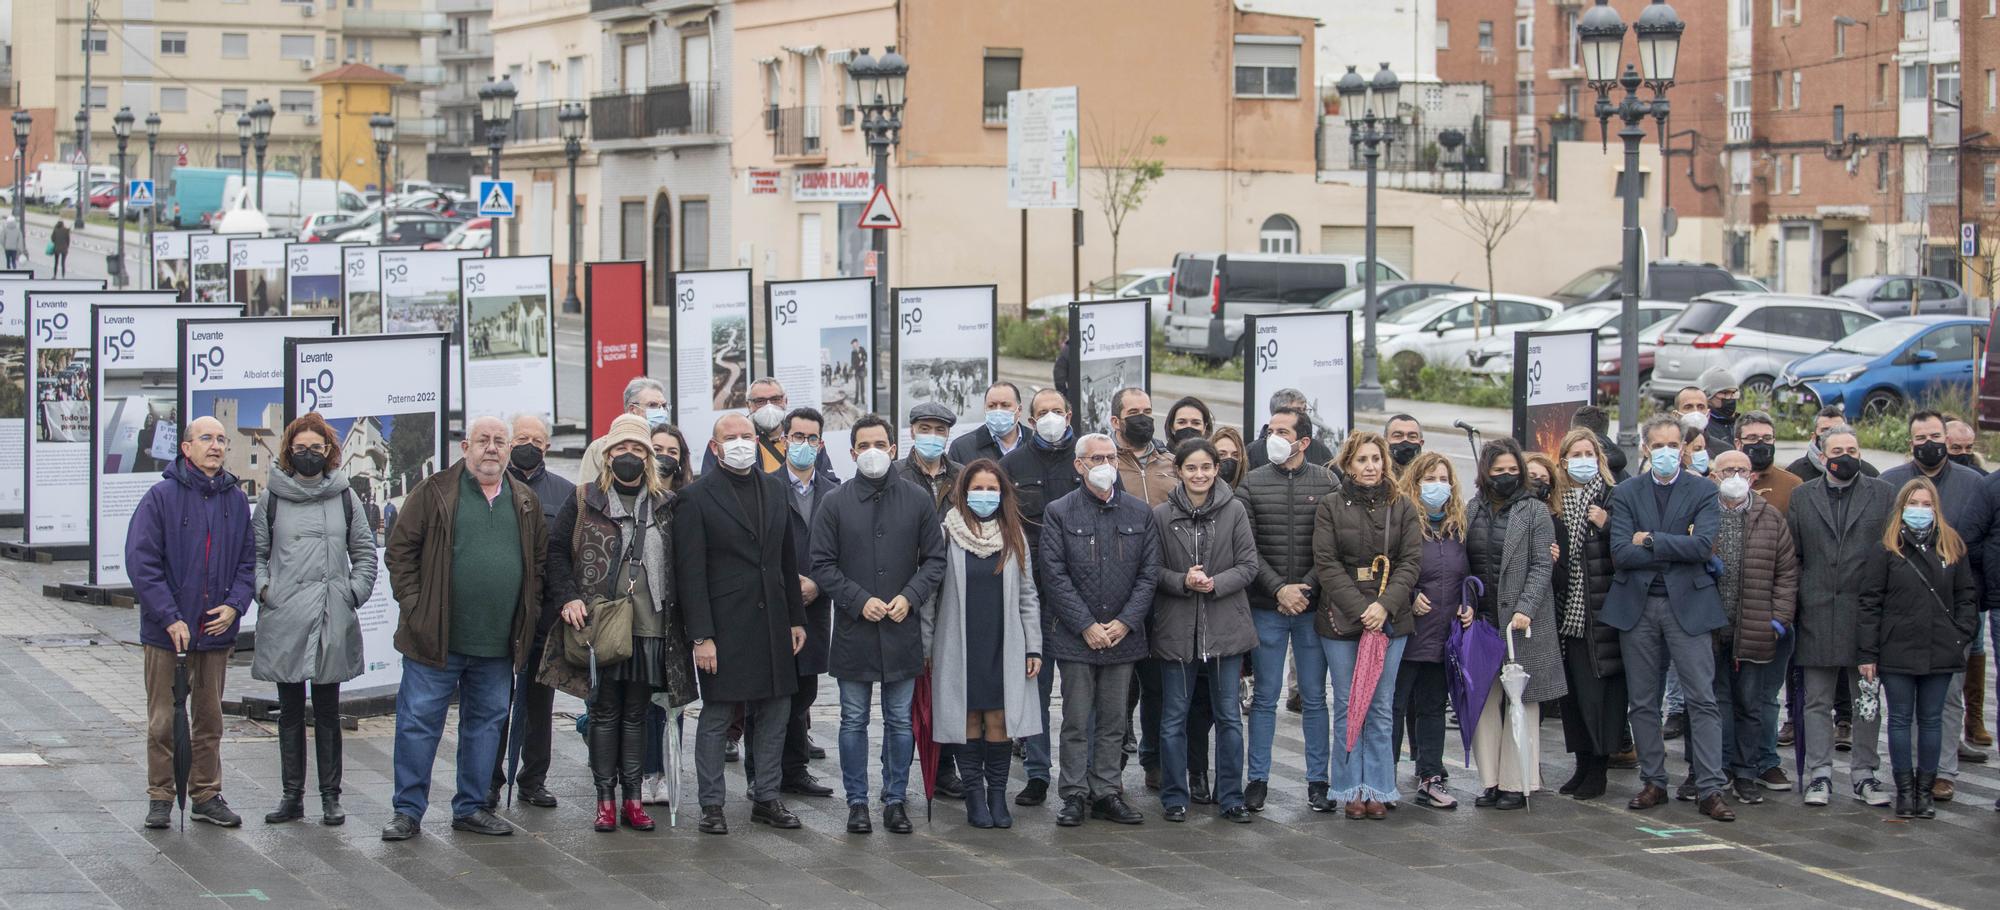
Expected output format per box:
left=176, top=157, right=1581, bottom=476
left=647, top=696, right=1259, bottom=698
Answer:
left=643, top=774, right=663, bottom=805
left=1803, top=777, right=1831, bottom=806
left=723, top=739, right=740, bottom=763
left=1661, top=713, right=1687, bottom=741
left=144, top=800, right=172, bottom=829
left=1675, top=775, right=1698, bottom=802
left=191, top=796, right=242, bottom=827
left=1731, top=779, right=1765, bottom=805
left=1413, top=776, right=1457, bottom=810
left=1306, top=781, right=1334, bottom=813
left=1757, top=767, right=1793, bottom=791
left=1244, top=779, right=1268, bottom=812
left=1852, top=778, right=1889, bottom=807
left=1834, top=720, right=1853, bottom=752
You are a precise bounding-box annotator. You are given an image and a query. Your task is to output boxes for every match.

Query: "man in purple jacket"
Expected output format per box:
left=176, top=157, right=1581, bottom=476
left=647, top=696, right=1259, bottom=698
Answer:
left=127, top=416, right=256, bottom=829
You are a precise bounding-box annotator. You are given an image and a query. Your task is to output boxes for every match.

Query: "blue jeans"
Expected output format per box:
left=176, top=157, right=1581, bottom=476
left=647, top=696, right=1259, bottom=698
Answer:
left=1324, top=635, right=1407, bottom=803
left=1752, top=632, right=1794, bottom=776
left=837, top=677, right=915, bottom=806
left=1883, top=672, right=1953, bottom=775
left=1159, top=655, right=1245, bottom=810
left=1022, top=658, right=1058, bottom=782
left=1248, top=609, right=1329, bottom=784
left=392, top=652, right=513, bottom=820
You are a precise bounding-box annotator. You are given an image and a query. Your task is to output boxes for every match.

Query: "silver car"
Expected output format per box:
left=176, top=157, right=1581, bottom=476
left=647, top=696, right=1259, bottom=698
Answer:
left=1646, top=293, right=1879, bottom=403
left=1829, top=275, right=1970, bottom=317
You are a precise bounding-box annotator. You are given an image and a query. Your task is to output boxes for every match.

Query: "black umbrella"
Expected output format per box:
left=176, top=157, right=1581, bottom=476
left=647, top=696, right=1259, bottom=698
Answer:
left=498, top=665, right=532, bottom=807
left=172, top=652, right=193, bottom=831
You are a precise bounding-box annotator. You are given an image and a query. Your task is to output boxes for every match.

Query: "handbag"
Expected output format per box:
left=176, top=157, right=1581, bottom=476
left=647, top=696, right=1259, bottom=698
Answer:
left=561, top=495, right=641, bottom=669
left=43, top=241, right=54, bottom=255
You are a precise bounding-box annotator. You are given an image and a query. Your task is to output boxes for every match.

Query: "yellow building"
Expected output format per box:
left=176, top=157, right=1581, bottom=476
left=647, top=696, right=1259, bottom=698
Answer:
left=311, top=64, right=406, bottom=192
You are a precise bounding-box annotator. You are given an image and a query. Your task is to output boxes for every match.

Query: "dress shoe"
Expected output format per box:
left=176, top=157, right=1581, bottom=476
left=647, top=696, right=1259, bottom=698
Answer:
left=1607, top=749, right=1639, bottom=770
left=1571, top=756, right=1608, bottom=802
left=1365, top=800, right=1388, bottom=819
left=723, top=739, right=740, bottom=763
left=1929, top=776, right=1954, bottom=805
left=1757, top=767, right=1792, bottom=791
left=1090, top=794, right=1144, bottom=824
left=595, top=798, right=618, bottom=832
left=883, top=802, right=913, bottom=834
left=1244, top=779, right=1268, bottom=812
left=1493, top=791, right=1526, bottom=811
left=1015, top=778, right=1049, bottom=806
left=1558, top=758, right=1586, bottom=795
left=1730, top=779, right=1764, bottom=805
left=1776, top=721, right=1795, bottom=747
left=1220, top=805, right=1253, bottom=823
left=1145, top=766, right=1162, bottom=791
left=1162, top=805, right=1187, bottom=823
left=380, top=812, right=420, bottom=841
left=751, top=799, right=801, bottom=829
left=451, top=809, right=513, bottom=836
left=1661, top=712, right=1687, bottom=740
left=807, top=732, right=826, bottom=760
left=698, top=805, right=728, bottom=835
left=1473, top=786, right=1501, bottom=808
left=1345, top=800, right=1367, bottom=819
left=781, top=773, right=834, bottom=797
left=1627, top=784, right=1668, bottom=810
left=1055, top=794, right=1087, bottom=827
left=191, top=797, right=242, bottom=827
left=622, top=800, right=655, bottom=831
left=1189, top=771, right=1214, bottom=805
left=1834, top=720, right=1853, bottom=752
left=265, top=792, right=305, bottom=824
left=1958, top=742, right=1989, bottom=764
left=1306, top=781, right=1334, bottom=813
left=144, top=800, right=172, bottom=830
left=519, top=785, right=558, bottom=808
left=935, top=763, right=966, bottom=800
left=1697, top=793, right=1736, bottom=822
left=847, top=804, right=873, bottom=833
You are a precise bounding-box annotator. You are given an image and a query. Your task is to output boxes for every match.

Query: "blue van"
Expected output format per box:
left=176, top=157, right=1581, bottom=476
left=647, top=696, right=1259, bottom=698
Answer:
left=162, top=166, right=296, bottom=228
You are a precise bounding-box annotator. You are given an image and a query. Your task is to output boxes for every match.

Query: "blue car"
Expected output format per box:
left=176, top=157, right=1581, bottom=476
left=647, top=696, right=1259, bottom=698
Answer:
left=1774, top=316, right=1988, bottom=419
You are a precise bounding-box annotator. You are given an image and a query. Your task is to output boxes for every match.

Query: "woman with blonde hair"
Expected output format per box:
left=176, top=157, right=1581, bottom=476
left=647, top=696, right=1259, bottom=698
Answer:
left=1521, top=453, right=1558, bottom=507
left=1548, top=428, right=1624, bottom=801
left=1858, top=477, right=1978, bottom=819
left=1209, top=426, right=1248, bottom=488
left=1393, top=450, right=1469, bottom=809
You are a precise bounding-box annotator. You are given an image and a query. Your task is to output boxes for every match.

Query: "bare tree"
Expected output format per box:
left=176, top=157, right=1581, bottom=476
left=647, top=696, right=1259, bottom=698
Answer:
left=1443, top=191, right=1532, bottom=337
left=1087, top=114, right=1167, bottom=279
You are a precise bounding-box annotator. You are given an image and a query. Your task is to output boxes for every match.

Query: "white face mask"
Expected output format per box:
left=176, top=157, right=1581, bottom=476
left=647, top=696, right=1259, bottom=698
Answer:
left=751, top=404, right=784, bottom=432
left=1087, top=463, right=1118, bottom=493
left=1718, top=475, right=1751, bottom=501
left=855, top=448, right=892, bottom=479
left=1266, top=433, right=1296, bottom=465
left=1680, top=410, right=1710, bottom=433
left=1035, top=411, right=1069, bottom=444
left=719, top=438, right=758, bottom=472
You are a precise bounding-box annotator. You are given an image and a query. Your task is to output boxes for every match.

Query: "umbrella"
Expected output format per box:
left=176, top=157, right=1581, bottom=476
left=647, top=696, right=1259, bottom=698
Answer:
left=172, top=652, right=193, bottom=831
left=1343, top=555, right=1394, bottom=753
left=1445, top=578, right=1501, bottom=765
left=912, top=672, right=940, bottom=822
left=1788, top=665, right=1805, bottom=781
left=499, top=664, right=533, bottom=806
left=1500, top=624, right=1534, bottom=810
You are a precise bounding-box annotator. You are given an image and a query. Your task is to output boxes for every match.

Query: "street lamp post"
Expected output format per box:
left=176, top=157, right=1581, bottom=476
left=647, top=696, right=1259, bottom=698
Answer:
left=479, top=76, right=517, bottom=259
left=73, top=109, right=88, bottom=229
left=1437, top=127, right=1467, bottom=202
left=848, top=47, right=908, bottom=409
left=1581, top=0, right=1683, bottom=454
left=111, top=106, right=132, bottom=287
left=11, top=111, right=30, bottom=257
left=1338, top=62, right=1401, bottom=412
left=249, top=99, right=274, bottom=210
left=370, top=114, right=396, bottom=244
left=144, top=112, right=159, bottom=287
left=235, top=113, right=251, bottom=197
left=558, top=103, right=587, bottom=314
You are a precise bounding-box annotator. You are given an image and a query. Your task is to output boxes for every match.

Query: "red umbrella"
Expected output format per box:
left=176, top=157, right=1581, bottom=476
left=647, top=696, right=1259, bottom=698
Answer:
left=1344, top=556, right=1392, bottom=753
left=912, top=672, right=940, bottom=821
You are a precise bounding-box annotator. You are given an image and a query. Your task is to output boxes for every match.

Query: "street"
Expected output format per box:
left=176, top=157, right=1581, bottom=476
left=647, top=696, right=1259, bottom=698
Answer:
left=11, top=210, right=151, bottom=285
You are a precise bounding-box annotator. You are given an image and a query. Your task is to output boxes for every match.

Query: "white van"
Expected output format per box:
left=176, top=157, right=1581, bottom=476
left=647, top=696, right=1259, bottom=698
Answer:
left=29, top=163, right=120, bottom=203
left=222, top=175, right=367, bottom=234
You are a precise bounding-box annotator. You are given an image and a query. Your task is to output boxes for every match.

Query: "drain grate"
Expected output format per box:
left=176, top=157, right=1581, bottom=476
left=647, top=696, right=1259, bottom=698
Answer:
left=13, top=635, right=105, bottom=648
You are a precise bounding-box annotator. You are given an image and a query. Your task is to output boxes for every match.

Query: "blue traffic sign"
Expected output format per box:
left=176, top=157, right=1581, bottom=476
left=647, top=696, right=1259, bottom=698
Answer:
left=476, top=179, right=516, bottom=218
left=126, top=179, right=155, bottom=209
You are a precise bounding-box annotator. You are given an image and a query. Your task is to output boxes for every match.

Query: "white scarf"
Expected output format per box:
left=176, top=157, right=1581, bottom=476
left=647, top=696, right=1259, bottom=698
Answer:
left=942, top=508, right=1005, bottom=558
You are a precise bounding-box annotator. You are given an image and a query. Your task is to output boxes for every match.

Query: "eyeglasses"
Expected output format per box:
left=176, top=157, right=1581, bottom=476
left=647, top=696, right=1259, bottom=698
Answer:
left=289, top=443, right=329, bottom=456
left=1713, top=466, right=1753, bottom=478
left=1079, top=453, right=1118, bottom=466
left=787, top=433, right=822, bottom=445
left=1737, top=434, right=1775, bottom=446
left=191, top=433, right=229, bottom=446
left=749, top=393, right=785, bottom=407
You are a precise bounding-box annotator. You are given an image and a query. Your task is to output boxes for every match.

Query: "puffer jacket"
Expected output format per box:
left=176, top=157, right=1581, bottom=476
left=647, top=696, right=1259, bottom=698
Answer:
left=1407, top=528, right=1468, bottom=663
left=126, top=458, right=256, bottom=652
left=251, top=470, right=378, bottom=684
left=1039, top=487, right=1160, bottom=665
left=1311, top=477, right=1422, bottom=640
left=1857, top=529, right=1979, bottom=676
left=999, top=432, right=1079, bottom=554
left=1237, top=460, right=1339, bottom=611
left=1717, top=494, right=1798, bottom=664
left=1552, top=484, right=1621, bottom=678
left=1150, top=480, right=1259, bottom=662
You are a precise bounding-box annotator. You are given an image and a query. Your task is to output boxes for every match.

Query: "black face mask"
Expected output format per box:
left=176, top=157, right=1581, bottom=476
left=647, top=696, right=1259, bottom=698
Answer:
left=1712, top=399, right=1737, bottom=420
left=1120, top=414, right=1155, bottom=447
left=1951, top=452, right=1980, bottom=469
left=1826, top=454, right=1861, bottom=482
left=610, top=453, right=648, bottom=486
left=1218, top=457, right=1240, bottom=480
left=1487, top=473, right=1521, bottom=499
left=656, top=454, right=681, bottom=481
left=509, top=442, right=543, bottom=474
left=1389, top=441, right=1421, bottom=466
left=1914, top=440, right=1948, bottom=469
left=1527, top=479, right=1551, bottom=502
left=1170, top=426, right=1205, bottom=445
left=1741, top=442, right=1775, bottom=472
left=291, top=450, right=327, bottom=478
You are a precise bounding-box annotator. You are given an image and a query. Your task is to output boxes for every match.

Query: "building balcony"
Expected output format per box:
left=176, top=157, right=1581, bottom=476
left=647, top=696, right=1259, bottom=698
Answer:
left=590, top=82, right=720, bottom=144
left=399, top=117, right=447, bottom=140
left=591, top=0, right=649, bottom=21
left=341, top=10, right=449, bottom=35
left=770, top=105, right=824, bottom=160
left=435, top=0, right=491, bottom=13
left=438, top=82, right=480, bottom=106
left=394, top=65, right=448, bottom=86
left=506, top=102, right=567, bottom=145
left=438, top=33, right=493, bottom=61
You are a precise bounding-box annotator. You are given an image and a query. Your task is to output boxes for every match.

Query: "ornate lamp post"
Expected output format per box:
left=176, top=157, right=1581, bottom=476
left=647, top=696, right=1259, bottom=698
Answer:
left=479, top=76, right=517, bottom=258
left=1338, top=62, right=1401, bottom=411
left=558, top=102, right=587, bottom=313
left=11, top=111, right=30, bottom=248
left=73, top=108, right=88, bottom=229
left=370, top=113, right=396, bottom=244
left=144, top=112, right=159, bottom=283
left=848, top=46, right=907, bottom=407
left=235, top=113, right=251, bottom=195
left=249, top=98, right=274, bottom=209
left=111, top=106, right=132, bottom=286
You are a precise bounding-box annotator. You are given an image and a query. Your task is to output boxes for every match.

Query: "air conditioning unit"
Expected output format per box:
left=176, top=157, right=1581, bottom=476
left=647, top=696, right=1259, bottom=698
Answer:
left=301, top=3, right=315, bottom=16
left=304, top=113, right=320, bottom=126
left=299, top=58, right=314, bottom=71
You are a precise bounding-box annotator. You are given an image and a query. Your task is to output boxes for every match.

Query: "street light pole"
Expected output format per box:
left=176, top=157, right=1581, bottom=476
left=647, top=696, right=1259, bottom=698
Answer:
left=249, top=99, right=273, bottom=210
left=370, top=114, right=396, bottom=245
left=849, top=47, right=909, bottom=410
left=73, top=109, right=88, bottom=229
left=1339, top=63, right=1401, bottom=412
left=144, top=113, right=159, bottom=287
left=235, top=113, right=251, bottom=204
left=111, top=106, right=131, bottom=287
left=11, top=111, right=30, bottom=261
left=479, top=77, right=517, bottom=259
left=558, top=103, right=587, bottom=314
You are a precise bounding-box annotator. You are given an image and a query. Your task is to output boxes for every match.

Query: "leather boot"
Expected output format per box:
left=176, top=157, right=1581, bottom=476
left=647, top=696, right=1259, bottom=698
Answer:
left=1914, top=771, right=1937, bottom=819
left=1967, top=655, right=1993, bottom=746
left=586, top=688, right=621, bottom=802
left=1558, top=754, right=1587, bottom=795
left=619, top=699, right=648, bottom=826
left=959, top=744, right=991, bottom=828
left=594, top=787, right=618, bottom=833
left=264, top=699, right=306, bottom=824
left=1571, top=754, right=1609, bottom=802
left=314, top=711, right=344, bottom=825
left=984, top=740, right=1014, bottom=829
left=1892, top=771, right=1916, bottom=818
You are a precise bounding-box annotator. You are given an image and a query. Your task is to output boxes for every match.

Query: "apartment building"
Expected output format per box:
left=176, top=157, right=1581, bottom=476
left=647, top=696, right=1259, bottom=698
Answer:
left=1964, top=2, right=2000, bottom=296
left=490, top=0, right=603, bottom=281
left=431, top=0, right=494, bottom=188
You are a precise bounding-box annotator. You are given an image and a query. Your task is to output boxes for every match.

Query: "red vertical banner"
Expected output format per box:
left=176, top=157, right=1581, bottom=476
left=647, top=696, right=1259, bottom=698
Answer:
left=585, top=261, right=648, bottom=438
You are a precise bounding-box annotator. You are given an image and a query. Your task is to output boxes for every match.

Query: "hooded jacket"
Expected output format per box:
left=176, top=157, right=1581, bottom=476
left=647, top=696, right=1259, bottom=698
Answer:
left=1149, top=480, right=1258, bottom=663
left=250, top=469, right=378, bottom=684
left=127, top=458, right=257, bottom=652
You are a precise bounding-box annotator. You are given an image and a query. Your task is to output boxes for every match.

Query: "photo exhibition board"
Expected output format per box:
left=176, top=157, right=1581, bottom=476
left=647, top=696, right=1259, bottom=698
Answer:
left=379, top=248, right=482, bottom=412
left=890, top=285, right=997, bottom=451
left=584, top=261, right=648, bottom=439
left=189, top=233, right=253, bottom=304
left=227, top=237, right=292, bottom=318
left=284, top=242, right=359, bottom=324
left=340, top=245, right=421, bottom=335
left=0, top=278, right=106, bottom=514
left=1067, top=298, right=1152, bottom=438
left=458, top=255, right=556, bottom=429
left=668, top=268, right=753, bottom=461
left=765, top=277, right=872, bottom=479
left=1242, top=310, right=1353, bottom=453
left=151, top=230, right=205, bottom=301
left=1513, top=328, right=1598, bottom=457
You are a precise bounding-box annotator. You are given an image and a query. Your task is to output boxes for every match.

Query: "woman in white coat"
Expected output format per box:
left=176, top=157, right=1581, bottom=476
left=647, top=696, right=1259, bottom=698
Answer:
left=923, top=458, right=1042, bottom=829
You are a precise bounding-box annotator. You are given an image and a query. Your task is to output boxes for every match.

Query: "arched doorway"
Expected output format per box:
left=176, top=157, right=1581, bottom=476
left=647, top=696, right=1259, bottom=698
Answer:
left=651, top=192, right=672, bottom=311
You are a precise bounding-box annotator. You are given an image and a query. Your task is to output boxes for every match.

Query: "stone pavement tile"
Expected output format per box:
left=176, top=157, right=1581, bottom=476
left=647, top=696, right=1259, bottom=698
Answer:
left=806, top=860, right=950, bottom=895
left=1050, top=879, right=1204, bottom=909
left=931, top=870, right=1074, bottom=903
left=656, top=896, right=775, bottom=910
left=0, top=893, right=118, bottom=910
left=865, top=887, right=1002, bottom=910
left=292, top=871, right=449, bottom=910
left=740, top=881, right=885, bottom=909
left=989, top=855, right=1132, bottom=886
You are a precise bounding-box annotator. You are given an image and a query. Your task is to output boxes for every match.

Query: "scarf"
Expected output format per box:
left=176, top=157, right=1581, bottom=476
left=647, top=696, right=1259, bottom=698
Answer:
left=942, top=507, right=1005, bottom=558
left=1557, top=478, right=1602, bottom=638
left=1717, top=506, right=1746, bottom=628
left=604, top=486, right=669, bottom=613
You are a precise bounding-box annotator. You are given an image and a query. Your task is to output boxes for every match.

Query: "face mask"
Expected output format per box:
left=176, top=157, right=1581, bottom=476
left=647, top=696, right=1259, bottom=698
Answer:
left=644, top=407, right=669, bottom=427
left=1419, top=481, right=1452, bottom=510
left=751, top=404, right=784, bottom=432
left=1903, top=505, right=1935, bottom=531
left=1951, top=452, right=1980, bottom=469
left=1528, top=479, right=1551, bottom=501
left=1119, top=414, right=1155, bottom=447
left=1565, top=456, right=1599, bottom=484
left=1035, top=412, right=1070, bottom=445
left=966, top=490, right=1002, bottom=519
left=1913, top=440, right=1948, bottom=469
left=610, top=453, right=647, bottom=485
left=1825, top=453, right=1861, bottom=483
left=1218, top=457, right=1240, bottom=480
left=985, top=409, right=1017, bottom=438
left=291, top=449, right=328, bottom=478
left=913, top=433, right=948, bottom=460
left=1389, top=441, right=1421, bottom=466
left=720, top=438, right=758, bottom=472
left=856, top=448, right=893, bottom=479
left=1679, top=410, right=1709, bottom=433
left=1650, top=446, right=1681, bottom=479
left=1742, top=442, right=1775, bottom=472
left=1087, top=463, right=1118, bottom=493
left=1171, top=426, right=1205, bottom=445
left=786, top=440, right=819, bottom=470
left=1266, top=434, right=1296, bottom=465
left=1689, top=451, right=1710, bottom=475
left=508, top=443, right=543, bottom=474
left=1711, top=399, right=1737, bottom=420
left=656, top=454, right=680, bottom=480
left=1718, top=475, right=1752, bottom=501
left=1487, top=472, right=1521, bottom=498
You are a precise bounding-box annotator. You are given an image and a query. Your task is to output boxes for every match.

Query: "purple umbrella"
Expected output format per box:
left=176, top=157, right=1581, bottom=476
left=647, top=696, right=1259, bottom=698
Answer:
left=1445, top=577, right=1502, bottom=765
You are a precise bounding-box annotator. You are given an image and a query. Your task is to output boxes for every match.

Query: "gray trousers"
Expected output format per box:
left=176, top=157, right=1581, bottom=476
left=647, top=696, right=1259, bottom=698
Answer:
left=1620, top=594, right=1727, bottom=796
left=1803, top=666, right=1880, bottom=785
left=1058, top=660, right=1135, bottom=800
left=696, top=695, right=790, bottom=808
left=1939, top=670, right=1966, bottom=779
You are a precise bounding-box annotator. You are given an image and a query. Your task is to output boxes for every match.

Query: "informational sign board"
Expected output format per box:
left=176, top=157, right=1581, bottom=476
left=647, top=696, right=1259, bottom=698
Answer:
left=891, top=285, right=997, bottom=450
left=1242, top=311, right=1352, bottom=454
left=0, top=278, right=104, bottom=515
left=190, top=233, right=253, bottom=304
left=285, top=332, right=450, bottom=693
left=340, top=244, right=420, bottom=335
left=584, top=261, right=649, bottom=438
left=1513, top=328, right=1599, bottom=456
left=458, top=255, right=555, bottom=426
left=1007, top=86, right=1080, bottom=209
left=765, top=277, right=873, bottom=477
left=228, top=237, right=291, bottom=317
left=151, top=229, right=206, bottom=301
left=22, top=291, right=179, bottom=547
left=1067, top=298, right=1151, bottom=437
left=90, top=303, right=243, bottom=585
left=380, top=249, right=482, bottom=412
left=792, top=167, right=873, bottom=202
left=668, top=268, right=753, bottom=461
left=284, top=242, right=357, bottom=323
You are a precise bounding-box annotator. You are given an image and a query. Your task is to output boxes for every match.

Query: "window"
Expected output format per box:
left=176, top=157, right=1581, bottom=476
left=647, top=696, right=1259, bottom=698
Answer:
left=161, top=32, right=188, bottom=56
left=1832, top=104, right=1845, bottom=139
left=1565, top=82, right=1581, bottom=116
left=1233, top=37, right=1301, bottom=98
left=1986, top=163, right=1998, bottom=204
left=568, top=56, right=585, bottom=100
left=1437, top=21, right=1450, bottom=49
left=1791, top=153, right=1803, bottom=193
left=1517, top=20, right=1532, bottom=49
left=280, top=34, right=314, bottom=61
left=1878, top=148, right=1890, bottom=191
left=680, top=199, right=709, bottom=270
left=86, top=29, right=107, bottom=54
left=1879, top=64, right=1891, bottom=103
left=1835, top=24, right=1846, bottom=56
left=1739, top=0, right=1753, bottom=26
left=1938, top=0, right=1951, bottom=16
left=1792, top=71, right=1803, bottom=109
left=1773, top=154, right=1786, bottom=192
left=326, top=37, right=335, bottom=60
left=1916, top=324, right=1975, bottom=362
left=1478, top=21, right=1494, bottom=51
left=1259, top=215, right=1299, bottom=254
left=1772, top=71, right=1784, bottom=110
left=86, top=85, right=108, bottom=109
left=219, top=155, right=243, bottom=170
left=221, top=89, right=248, bottom=112
left=160, top=87, right=186, bottom=113
left=1989, top=69, right=1998, bottom=110
left=1937, top=63, right=1961, bottom=106
left=1904, top=63, right=1929, bottom=101
left=222, top=33, right=248, bottom=59
left=279, top=90, right=314, bottom=114
left=619, top=202, right=645, bottom=261
left=982, top=50, right=1020, bottom=125
left=1730, top=76, right=1752, bottom=110
left=1564, top=10, right=1580, bottom=66
left=1517, top=80, right=1534, bottom=115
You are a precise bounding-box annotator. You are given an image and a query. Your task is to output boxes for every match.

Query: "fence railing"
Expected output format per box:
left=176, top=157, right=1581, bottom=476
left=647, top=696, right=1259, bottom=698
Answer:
left=1320, top=120, right=1495, bottom=173
left=772, top=105, right=823, bottom=157
left=589, top=82, right=719, bottom=142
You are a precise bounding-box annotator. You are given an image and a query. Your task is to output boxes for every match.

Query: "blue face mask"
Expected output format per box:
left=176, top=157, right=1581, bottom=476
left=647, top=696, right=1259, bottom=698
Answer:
left=966, top=490, right=1002, bottom=519
left=644, top=407, right=669, bottom=427
left=1650, top=446, right=1681, bottom=479
left=913, top=433, right=948, bottom=460
left=786, top=440, right=818, bottom=470
left=1903, top=505, right=1935, bottom=531
left=1689, top=451, right=1710, bottom=475
left=1565, top=456, right=1599, bottom=484
left=985, top=409, right=1017, bottom=438
left=1419, top=481, right=1452, bottom=510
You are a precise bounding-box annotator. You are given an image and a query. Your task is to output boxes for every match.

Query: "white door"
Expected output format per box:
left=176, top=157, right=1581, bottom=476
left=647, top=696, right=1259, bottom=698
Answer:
left=532, top=181, right=555, bottom=254
left=799, top=213, right=823, bottom=280
left=622, top=42, right=647, bottom=93
left=801, top=57, right=822, bottom=142
left=683, top=34, right=710, bottom=83
left=1780, top=225, right=1814, bottom=295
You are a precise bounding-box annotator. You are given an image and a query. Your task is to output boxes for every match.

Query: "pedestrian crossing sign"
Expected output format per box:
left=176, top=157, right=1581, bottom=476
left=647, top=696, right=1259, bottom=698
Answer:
left=476, top=179, right=516, bottom=218
left=126, top=179, right=155, bottom=209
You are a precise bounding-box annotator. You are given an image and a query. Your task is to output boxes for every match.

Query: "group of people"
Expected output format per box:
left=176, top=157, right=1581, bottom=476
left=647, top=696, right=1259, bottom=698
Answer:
left=127, top=365, right=1996, bottom=840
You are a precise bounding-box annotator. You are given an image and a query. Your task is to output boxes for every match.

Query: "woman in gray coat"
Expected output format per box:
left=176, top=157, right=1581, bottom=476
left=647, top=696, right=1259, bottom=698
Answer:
left=923, top=460, right=1041, bottom=829
left=1151, top=438, right=1258, bottom=823
left=251, top=414, right=379, bottom=827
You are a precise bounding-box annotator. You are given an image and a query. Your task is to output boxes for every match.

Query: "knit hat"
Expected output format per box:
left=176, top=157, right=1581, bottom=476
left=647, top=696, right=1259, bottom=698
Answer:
left=1698, top=366, right=1737, bottom=397
left=601, top=413, right=654, bottom=455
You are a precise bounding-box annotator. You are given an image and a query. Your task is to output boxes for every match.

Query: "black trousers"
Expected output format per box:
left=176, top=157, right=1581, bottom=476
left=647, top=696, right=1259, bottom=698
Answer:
left=489, top=635, right=554, bottom=794
left=588, top=679, right=653, bottom=798
left=1392, top=661, right=1449, bottom=781
left=274, top=681, right=342, bottom=796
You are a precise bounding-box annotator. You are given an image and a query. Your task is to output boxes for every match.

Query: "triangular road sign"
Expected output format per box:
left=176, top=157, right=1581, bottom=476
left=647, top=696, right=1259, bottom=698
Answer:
left=856, top=184, right=900, bottom=230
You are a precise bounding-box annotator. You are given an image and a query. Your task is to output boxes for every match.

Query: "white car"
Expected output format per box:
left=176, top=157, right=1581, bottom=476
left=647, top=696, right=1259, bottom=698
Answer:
left=1464, top=300, right=1686, bottom=378
left=1025, top=268, right=1174, bottom=328
left=1375, top=291, right=1564, bottom=379
left=1646, top=293, right=1880, bottom=403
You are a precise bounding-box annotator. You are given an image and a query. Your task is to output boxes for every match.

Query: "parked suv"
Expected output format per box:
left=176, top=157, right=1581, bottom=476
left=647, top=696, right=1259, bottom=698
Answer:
left=1549, top=259, right=1738, bottom=305
left=1163, top=252, right=1406, bottom=360
left=1828, top=275, right=1970, bottom=316
left=1646, top=293, right=1879, bottom=404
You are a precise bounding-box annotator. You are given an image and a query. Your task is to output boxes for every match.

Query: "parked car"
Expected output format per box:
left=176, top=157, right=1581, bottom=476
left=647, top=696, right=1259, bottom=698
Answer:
left=333, top=214, right=457, bottom=246
left=425, top=218, right=493, bottom=250
left=1372, top=291, right=1562, bottom=380
left=309, top=206, right=441, bottom=242
left=220, top=176, right=366, bottom=234
left=1828, top=274, right=1970, bottom=317
left=86, top=183, right=121, bottom=209
left=1163, top=252, right=1407, bottom=360
left=1732, top=274, right=1770, bottom=293
left=1775, top=316, right=1987, bottom=419
left=1596, top=319, right=1679, bottom=399
left=1464, top=300, right=1685, bottom=379
left=1549, top=259, right=1738, bottom=305
left=51, top=181, right=117, bottom=210
left=1646, top=293, right=1880, bottom=403
left=1025, top=268, right=1174, bottom=327
left=1289, top=280, right=1471, bottom=320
